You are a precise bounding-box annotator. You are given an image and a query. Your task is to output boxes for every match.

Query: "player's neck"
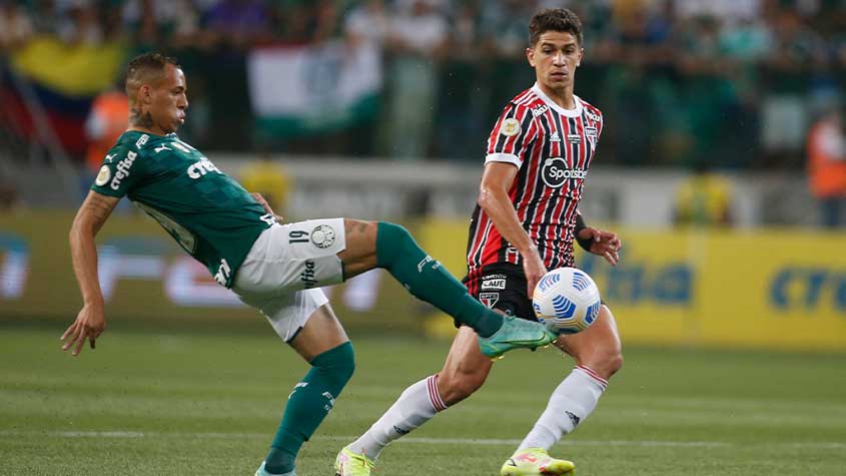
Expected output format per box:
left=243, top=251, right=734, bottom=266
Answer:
left=537, top=83, right=576, bottom=110
left=127, top=126, right=168, bottom=137
left=128, top=108, right=168, bottom=136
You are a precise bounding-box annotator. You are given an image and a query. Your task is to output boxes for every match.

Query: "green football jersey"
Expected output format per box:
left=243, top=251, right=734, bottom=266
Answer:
left=91, top=131, right=273, bottom=288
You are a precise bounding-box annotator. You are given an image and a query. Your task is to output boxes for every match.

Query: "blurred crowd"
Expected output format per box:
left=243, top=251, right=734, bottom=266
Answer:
left=1, top=0, right=845, bottom=168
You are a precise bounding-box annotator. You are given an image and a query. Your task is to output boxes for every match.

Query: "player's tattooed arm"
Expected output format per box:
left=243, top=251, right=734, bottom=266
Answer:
left=63, top=192, right=120, bottom=356
left=129, top=108, right=154, bottom=129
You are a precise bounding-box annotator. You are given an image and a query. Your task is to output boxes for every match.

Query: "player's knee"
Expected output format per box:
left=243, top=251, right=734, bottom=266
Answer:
left=375, top=222, right=414, bottom=266
left=605, top=348, right=623, bottom=376
left=437, top=368, right=486, bottom=405
left=311, top=341, right=356, bottom=387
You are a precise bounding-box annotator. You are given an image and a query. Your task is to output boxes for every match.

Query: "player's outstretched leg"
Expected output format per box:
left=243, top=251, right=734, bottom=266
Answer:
left=368, top=222, right=554, bottom=357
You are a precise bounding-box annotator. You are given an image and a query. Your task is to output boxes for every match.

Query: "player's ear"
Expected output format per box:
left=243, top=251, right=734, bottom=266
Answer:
left=139, top=84, right=152, bottom=105
left=526, top=47, right=535, bottom=67
left=577, top=47, right=584, bottom=67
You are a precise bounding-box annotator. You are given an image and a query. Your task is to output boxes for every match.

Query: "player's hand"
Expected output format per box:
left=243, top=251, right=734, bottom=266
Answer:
left=522, top=248, right=548, bottom=297
left=61, top=302, right=106, bottom=356
left=578, top=226, right=622, bottom=266
left=251, top=193, right=284, bottom=223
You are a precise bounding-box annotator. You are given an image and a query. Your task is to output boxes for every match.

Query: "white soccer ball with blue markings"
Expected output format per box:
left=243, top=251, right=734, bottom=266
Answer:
left=533, top=267, right=602, bottom=335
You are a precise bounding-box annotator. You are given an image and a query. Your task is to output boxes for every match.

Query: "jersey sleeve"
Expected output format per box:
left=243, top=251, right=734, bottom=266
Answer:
left=90, top=145, right=145, bottom=198
left=485, top=102, right=537, bottom=169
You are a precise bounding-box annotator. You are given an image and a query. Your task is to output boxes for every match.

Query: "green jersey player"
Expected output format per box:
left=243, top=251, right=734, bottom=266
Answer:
left=61, top=53, right=556, bottom=476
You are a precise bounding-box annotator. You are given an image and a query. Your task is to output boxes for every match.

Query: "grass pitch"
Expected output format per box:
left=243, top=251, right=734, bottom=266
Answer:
left=1, top=324, right=845, bottom=475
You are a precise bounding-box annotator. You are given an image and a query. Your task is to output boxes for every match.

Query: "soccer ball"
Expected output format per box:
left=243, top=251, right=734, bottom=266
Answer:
left=533, top=267, right=602, bottom=335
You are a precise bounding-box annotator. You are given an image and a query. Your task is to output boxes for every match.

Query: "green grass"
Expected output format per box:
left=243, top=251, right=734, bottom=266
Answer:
left=2, top=324, right=845, bottom=476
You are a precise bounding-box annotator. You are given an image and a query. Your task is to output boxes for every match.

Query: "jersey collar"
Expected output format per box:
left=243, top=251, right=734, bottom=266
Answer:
left=531, top=83, right=583, bottom=118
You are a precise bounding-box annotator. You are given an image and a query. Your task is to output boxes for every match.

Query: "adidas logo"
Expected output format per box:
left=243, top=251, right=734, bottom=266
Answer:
left=550, top=131, right=561, bottom=142
left=566, top=411, right=581, bottom=427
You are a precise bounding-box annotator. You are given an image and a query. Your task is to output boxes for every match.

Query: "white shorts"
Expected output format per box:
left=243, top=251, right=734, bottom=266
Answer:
left=232, top=218, right=346, bottom=342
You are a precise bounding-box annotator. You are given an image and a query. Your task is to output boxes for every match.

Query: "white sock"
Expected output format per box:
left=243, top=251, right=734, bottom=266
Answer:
left=348, top=374, right=447, bottom=460
left=517, top=366, right=608, bottom=451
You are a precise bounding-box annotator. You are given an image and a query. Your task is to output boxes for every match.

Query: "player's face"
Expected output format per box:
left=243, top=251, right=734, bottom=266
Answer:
left=147, top=65, right=188, bottom=134
left=527, top=31, right=583, bottom=93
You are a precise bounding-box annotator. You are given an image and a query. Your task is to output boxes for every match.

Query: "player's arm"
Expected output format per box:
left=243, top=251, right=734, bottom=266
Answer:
left=477, top=161, right=547, bottom=296
left=62, top=191, right=120, bottom=356
left=574, top=212, right=621, bottom=266
left=251, top=192, right=283, bottom=223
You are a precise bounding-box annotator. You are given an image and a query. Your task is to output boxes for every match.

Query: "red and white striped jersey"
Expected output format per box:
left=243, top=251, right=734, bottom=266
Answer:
left=466, top=83, right=604, bottom=279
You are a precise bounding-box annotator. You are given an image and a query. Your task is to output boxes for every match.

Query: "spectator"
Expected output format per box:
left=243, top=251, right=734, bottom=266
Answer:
left=383, top=0, right=448, bottom=159
left=673, top=161, right=735, bottom=228
left=807, top=107, right=846, bottom=228
left=0, top=176, right=20, bottom=211
left=240, top=155, right=291, bottom=217
left=0, top=1, right=33, bottom=52
left=84, top=85, right=129, bottom=177
left=345, top=0, right=390, bottom=49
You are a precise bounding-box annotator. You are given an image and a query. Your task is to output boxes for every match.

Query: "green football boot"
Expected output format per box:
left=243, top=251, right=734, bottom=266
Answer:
left=478, top=316, right=557, bottom=358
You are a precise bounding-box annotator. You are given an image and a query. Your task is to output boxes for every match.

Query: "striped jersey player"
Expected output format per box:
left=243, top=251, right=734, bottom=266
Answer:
left=466, top=83, right=605, bottom=290
left=334, top=9, right=624, bottom=476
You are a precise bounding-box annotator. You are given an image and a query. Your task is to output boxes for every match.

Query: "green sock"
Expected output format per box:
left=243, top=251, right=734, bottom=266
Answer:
left=264, top=342, right=355, bottom=475
left=375, top=222, right=504, bottom=337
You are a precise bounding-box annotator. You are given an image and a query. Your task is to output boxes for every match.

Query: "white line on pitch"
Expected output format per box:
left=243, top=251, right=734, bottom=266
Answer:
left=0, top=430, right=844, bottom=450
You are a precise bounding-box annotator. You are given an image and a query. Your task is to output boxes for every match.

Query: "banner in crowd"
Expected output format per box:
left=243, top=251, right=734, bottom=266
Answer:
left=247, top=40, right=382, bottom=137
left=6, top=36, right=126, bottom=156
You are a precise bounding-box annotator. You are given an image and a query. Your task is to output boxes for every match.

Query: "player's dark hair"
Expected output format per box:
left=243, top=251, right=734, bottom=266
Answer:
left=125, top=52, right=180, bottom=97
left=529, top=8, right=583, bottom=47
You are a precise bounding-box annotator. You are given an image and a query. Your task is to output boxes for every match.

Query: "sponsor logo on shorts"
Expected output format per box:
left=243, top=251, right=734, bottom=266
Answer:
left=310, top=224, right=336, bottom=249
left=95, top=166, right=111, bottom=186
left=301, top=260, right=318, bottom=289
left=479, top=292, right=500, bottom=309
left=541, top=157, right=587, bottom=188
left=500, top=118, right=521, bottom=137
left=481, top=274, right=507, bottom=290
